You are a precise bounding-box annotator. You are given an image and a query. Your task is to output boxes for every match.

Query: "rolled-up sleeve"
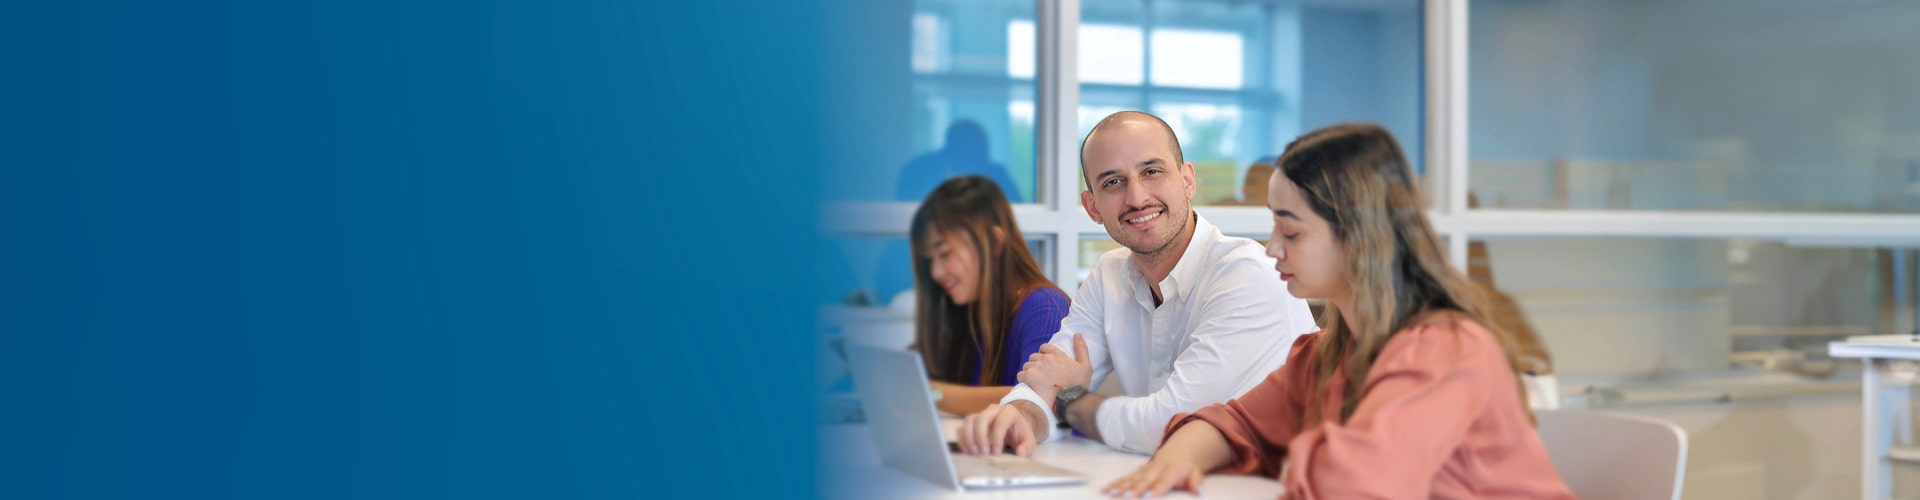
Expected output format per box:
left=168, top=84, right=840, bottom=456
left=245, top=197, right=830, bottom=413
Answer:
left=1166, top=333, right=1317, bottom=477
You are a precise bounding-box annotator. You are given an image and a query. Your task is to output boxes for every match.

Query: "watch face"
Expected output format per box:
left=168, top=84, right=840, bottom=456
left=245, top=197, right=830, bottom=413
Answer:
left=1055, top=386, right=1089, bottom=417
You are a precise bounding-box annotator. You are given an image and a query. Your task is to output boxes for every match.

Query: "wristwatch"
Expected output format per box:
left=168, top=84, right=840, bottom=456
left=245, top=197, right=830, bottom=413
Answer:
left=1053, top=384, right=1090, bottom=421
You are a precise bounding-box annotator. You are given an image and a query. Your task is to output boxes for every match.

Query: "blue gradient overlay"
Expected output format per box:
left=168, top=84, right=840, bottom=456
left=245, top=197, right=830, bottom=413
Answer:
left=0, top=1, right=852, bottom=498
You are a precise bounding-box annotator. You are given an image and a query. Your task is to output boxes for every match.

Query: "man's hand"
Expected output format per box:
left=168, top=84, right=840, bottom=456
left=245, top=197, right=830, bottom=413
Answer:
left=1018, top=333, right=1094, bottom=405
left=956, top=401, right=1047, bottom=457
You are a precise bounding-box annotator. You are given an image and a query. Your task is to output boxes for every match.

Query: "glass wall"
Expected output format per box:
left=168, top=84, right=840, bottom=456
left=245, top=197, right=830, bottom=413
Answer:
left=1469, top=0, right=1920, bottom=213
left=1475, top=237, right=1913, bottom=375
left=825, top=0, right=1040, bottom=204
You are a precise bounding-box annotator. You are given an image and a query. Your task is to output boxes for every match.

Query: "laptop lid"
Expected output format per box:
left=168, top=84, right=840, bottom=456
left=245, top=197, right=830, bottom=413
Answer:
left=844, top=343, right=964, bottom=491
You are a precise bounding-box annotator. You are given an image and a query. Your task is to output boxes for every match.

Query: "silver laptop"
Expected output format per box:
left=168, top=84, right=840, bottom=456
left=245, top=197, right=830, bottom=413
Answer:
left=844, top=343, right=1089, bottom=490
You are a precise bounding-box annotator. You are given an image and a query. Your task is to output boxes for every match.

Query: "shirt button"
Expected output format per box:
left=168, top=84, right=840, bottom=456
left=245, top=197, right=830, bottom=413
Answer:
left=1154, top=369, right=1167, bottom=378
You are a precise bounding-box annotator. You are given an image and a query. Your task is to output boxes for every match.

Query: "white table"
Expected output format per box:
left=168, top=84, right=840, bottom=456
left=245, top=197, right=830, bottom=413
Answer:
left=1830, top=334, right=1920, bottom=500
left=817, top=419, right=1285, bottom=499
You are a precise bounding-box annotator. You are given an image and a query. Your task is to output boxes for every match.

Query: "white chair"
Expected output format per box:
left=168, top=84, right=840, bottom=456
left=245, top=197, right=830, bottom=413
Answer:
left=1535, top=409, right=1689, bottom=500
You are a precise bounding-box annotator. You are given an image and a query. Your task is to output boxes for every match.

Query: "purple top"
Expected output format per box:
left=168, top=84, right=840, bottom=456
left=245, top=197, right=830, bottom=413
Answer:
left=971, top=287, right=1069, bottom=386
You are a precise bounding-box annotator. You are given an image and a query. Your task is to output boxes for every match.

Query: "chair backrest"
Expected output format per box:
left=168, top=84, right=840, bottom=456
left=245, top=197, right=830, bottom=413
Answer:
left=1535, top=409, right=1689, bottom=500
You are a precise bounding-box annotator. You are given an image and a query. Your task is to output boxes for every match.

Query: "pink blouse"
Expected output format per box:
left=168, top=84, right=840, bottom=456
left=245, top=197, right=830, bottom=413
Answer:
left=1165, top=312, right=1573, bottom=499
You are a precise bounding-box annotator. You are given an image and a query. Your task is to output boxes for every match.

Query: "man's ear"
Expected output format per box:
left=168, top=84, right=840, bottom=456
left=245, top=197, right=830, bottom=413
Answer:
left=1081, top=190, right=1101, bottom=223
left=1181, top=161, right=1197, bottom=199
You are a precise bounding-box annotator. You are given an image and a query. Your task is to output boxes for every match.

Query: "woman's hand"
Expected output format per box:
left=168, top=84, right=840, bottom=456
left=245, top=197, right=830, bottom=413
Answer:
left=1105, top=453, right=1208, bottom=498
left=1104, top=421, right=1231, bottom=498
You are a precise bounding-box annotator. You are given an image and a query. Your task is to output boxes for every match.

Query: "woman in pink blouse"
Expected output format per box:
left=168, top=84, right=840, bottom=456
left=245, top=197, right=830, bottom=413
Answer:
left=1105, top=123, right=1573, bottom=499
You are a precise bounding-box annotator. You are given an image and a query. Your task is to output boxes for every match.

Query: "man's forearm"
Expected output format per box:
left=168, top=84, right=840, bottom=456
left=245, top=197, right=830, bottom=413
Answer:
left=1009, top=399, right=1053, bottom=442
left=1064, top=393, right=1108, bottom=444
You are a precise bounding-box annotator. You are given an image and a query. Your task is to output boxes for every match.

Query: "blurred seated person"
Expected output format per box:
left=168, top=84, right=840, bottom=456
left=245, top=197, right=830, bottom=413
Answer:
left=896, top=119, right=1025, bottom=203
left=911, top=176, right=1069, bottom=415
left=1207, top=158, right=1277, bottom=206
left=876, top=119, right=1027, bottom=304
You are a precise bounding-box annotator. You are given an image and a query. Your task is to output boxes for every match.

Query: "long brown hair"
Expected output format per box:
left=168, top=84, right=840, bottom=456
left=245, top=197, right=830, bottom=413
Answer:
left=1276, top=123, right=1536, bottom=426
left=910, top=176, right=1061, bottom=386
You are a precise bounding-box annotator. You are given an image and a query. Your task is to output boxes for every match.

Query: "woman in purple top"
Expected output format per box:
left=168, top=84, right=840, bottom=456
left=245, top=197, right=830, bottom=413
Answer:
left=911, top=176, right=1070, bottom=416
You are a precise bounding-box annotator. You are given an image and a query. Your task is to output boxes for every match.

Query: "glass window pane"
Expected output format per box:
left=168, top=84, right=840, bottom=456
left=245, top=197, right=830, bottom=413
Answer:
left=1006, top=20, right=1036, bottom=78
left=1008, top=20, right=1148, bottom=84
left=1077, top=237, right=1126, bottom=283
left=1072, top=0, right=1425, bottom=206
left=1155, top=103, right=1245, bottom=204
left=1081, top=23, right=1147, bottom=85
left=1469, top=1, right=1920, bottom=213
left=1150, top=28, right=1243, bottom=89
left=827, top=0, right=1040, bottom=203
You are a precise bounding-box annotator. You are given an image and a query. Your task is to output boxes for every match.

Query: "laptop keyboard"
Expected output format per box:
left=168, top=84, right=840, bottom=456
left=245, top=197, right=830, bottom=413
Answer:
left=957, top=454, right=1087, bottom=487
left=979, top=455, right=1032, bottom=475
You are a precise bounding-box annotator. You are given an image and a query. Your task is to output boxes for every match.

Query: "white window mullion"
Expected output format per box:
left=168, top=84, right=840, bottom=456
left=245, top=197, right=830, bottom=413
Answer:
left=1041, top=0, right=1083, bottom=292
left=1447, top=210, right=1920, bottom=246
left=1425, top=0, right=1471, bottom=271
left=802, top=204, right=1920, bottom=248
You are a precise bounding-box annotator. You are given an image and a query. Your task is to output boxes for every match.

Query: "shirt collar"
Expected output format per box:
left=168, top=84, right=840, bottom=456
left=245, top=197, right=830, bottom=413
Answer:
left=1129, top=212, right=1219, bottom=307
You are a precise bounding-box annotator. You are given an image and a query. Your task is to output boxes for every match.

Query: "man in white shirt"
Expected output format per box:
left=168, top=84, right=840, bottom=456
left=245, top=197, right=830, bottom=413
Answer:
left=955, top=111, right=1317, bottom=456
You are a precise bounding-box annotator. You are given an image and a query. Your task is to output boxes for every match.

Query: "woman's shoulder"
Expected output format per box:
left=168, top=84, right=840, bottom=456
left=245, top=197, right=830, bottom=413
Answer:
left=1283, top=331, right=1324, bottom=365
left=1016, top=285, right=1069, bottom=309
left=1403, top=309, right=1496, bottom=337
left=1379, top=311, right=1505, bottom=366
left=1292, top=331, right=1322, bottom=350
left=1008, top=286, right=1069, bottom=324
left=1006, top=286, right=1069, bottom=342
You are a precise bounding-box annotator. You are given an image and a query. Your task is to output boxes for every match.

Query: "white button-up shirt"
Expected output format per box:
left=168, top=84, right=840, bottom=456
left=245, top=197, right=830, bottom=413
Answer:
left=1002, top=214, right=1317, bottom=454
